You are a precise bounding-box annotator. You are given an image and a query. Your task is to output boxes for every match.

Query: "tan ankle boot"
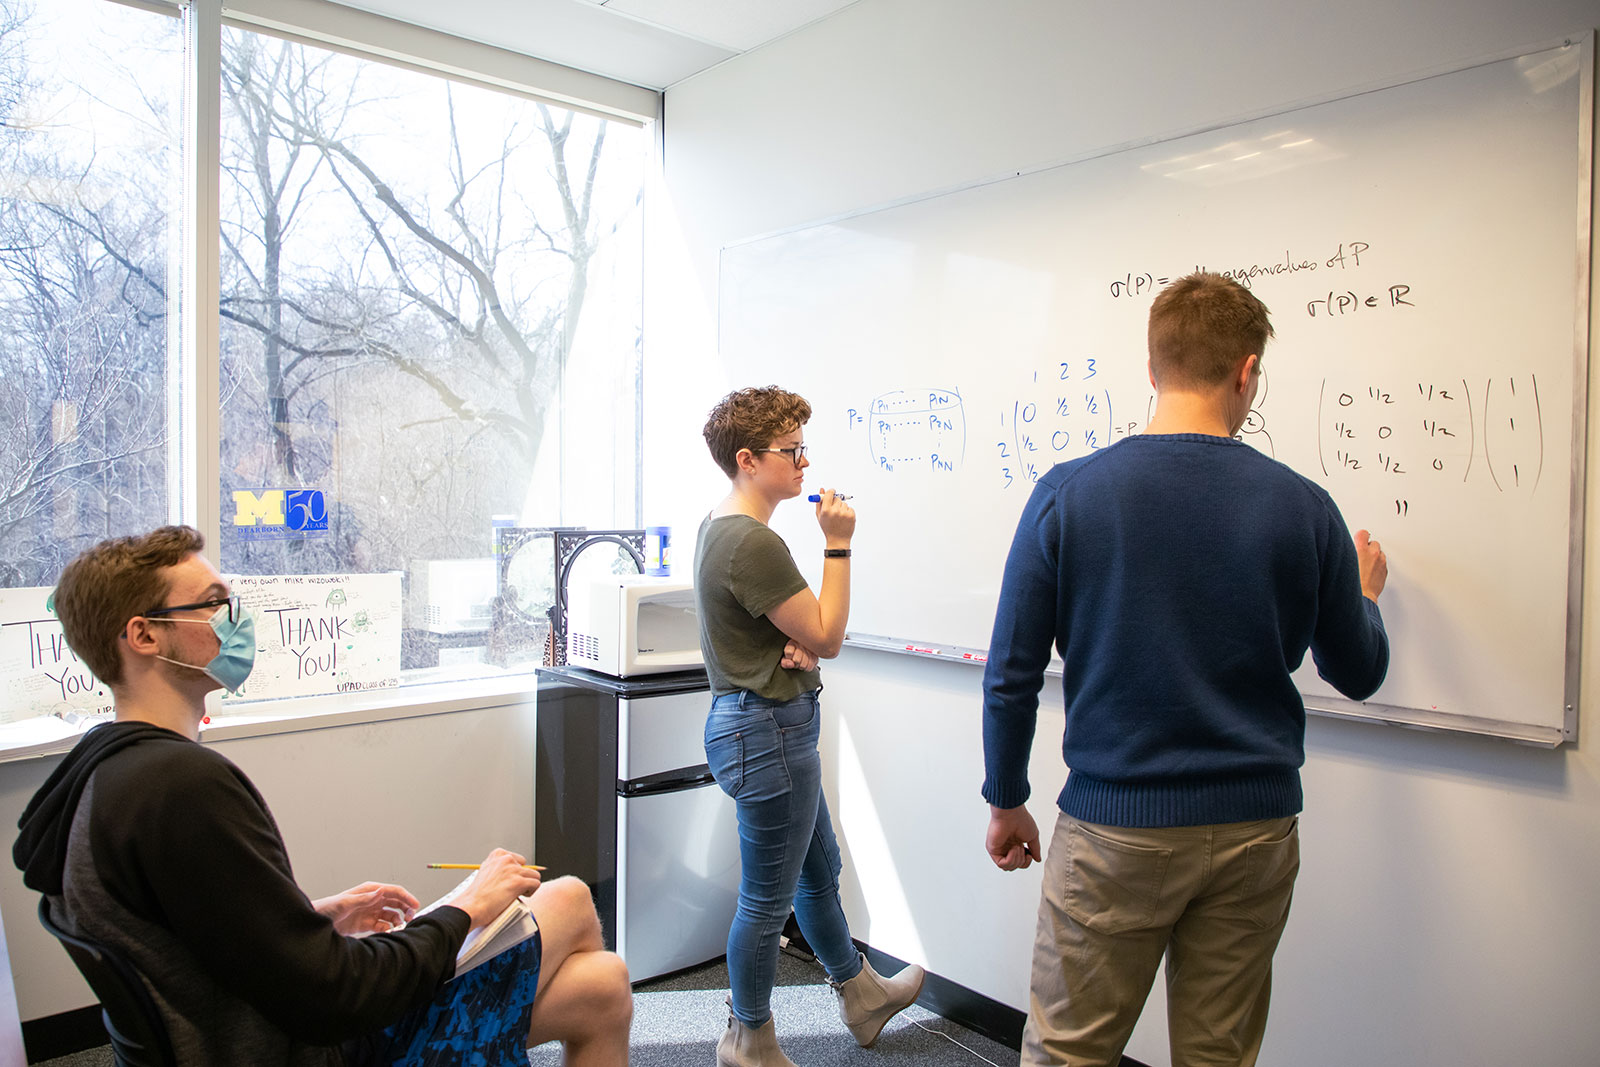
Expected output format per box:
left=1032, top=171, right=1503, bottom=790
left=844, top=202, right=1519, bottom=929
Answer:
left=716, top=1003, right=799, bottom=1067
left=830, top=952, right=927, bottom=1048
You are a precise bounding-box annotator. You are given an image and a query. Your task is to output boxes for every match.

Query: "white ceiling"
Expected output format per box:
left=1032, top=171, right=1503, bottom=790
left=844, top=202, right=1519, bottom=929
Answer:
left=330, top=0, right=859, bottom=90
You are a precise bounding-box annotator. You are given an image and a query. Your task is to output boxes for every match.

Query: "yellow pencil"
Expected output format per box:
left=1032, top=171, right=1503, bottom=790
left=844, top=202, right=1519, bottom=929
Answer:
left=426, top=863, right=545, bottom=870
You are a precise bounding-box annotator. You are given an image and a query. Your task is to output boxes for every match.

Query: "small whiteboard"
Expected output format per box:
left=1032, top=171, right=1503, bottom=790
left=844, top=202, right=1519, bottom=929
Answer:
left=221, top=573, right=402, bottom=705
left=719, top=39, right=1592, bottom=744
left=0, top=587, right=112, bottom=724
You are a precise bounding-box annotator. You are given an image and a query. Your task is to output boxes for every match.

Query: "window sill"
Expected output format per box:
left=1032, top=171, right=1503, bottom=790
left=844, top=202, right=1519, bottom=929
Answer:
left=0, top=671, right=549, bottom=764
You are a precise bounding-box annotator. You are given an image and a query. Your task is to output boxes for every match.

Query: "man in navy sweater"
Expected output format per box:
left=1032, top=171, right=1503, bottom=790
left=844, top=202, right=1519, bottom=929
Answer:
left=981, top=272, right=1390, bottom=1067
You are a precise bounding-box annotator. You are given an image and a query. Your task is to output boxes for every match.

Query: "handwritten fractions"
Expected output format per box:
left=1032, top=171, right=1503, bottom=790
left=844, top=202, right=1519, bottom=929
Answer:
left=863, top=389, right=965, bottom=474
left=1318, top=376, right=1542, bottom=509
left=1322, top=379, right=1468, bottom=496
left=996, top=360, right=1124, bottom=489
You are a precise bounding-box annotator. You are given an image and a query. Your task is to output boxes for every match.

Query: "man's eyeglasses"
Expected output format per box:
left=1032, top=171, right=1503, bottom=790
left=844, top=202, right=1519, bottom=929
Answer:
left=755, top=444, right=808, bottom=467
left=144, top=595, right=242, bottom=625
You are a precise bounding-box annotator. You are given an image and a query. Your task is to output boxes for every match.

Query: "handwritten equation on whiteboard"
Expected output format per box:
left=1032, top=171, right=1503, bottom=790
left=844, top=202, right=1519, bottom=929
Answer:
left=833, top=371, right=1545, bottom=517
left=982, top=372, right=1543, bottom=511
left=829, top=236, right=1543, bottom=512
left=1319, top=375, right=1543, bottom=515
left=1103, top=239, right=1394, bottom=304
left=846, top=389, right=967, bottom=474
left=995, top=358, right=1131, bottom=490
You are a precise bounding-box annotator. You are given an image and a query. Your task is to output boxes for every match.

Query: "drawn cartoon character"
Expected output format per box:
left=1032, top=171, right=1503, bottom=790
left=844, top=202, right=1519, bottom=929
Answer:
left=352, top=610, right=371, bottom=632
left=325, top=588, right=347, bottom=609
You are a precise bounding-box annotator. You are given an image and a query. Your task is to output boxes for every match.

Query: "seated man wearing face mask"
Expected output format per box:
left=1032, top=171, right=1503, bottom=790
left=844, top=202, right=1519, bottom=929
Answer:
left=13, top=526, right=633, bottom=1066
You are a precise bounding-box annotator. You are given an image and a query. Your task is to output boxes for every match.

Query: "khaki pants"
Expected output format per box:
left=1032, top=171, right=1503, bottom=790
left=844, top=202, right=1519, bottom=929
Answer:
left=1021, top=812, right=1300, bottom=1067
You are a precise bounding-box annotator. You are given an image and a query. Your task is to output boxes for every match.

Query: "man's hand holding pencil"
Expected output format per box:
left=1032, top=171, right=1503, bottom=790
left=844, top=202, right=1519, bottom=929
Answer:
left=447, top=848, right=544, bottom=930
left=427, top=863, right=545, bottom=871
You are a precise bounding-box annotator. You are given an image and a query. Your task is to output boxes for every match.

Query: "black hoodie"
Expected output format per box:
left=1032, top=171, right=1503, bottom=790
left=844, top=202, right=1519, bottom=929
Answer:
left=13, top=721, right=179, bottom=894
left=13, top=720, right=471, bottom=1059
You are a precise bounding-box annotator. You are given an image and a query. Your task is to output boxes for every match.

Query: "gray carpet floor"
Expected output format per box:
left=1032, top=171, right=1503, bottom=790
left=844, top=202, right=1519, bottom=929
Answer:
left=530, top=950, right=1019, bottom=1067
left=34, top=951, right=1018, bottom=1067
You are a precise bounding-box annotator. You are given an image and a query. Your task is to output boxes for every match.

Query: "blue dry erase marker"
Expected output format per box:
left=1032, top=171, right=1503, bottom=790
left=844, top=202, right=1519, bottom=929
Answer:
left=808, top=493, right=852, bottom=502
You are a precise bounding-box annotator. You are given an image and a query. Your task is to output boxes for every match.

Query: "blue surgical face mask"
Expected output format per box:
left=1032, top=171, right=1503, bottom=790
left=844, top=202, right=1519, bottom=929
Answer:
left=155, top=605, right=257, bottom=693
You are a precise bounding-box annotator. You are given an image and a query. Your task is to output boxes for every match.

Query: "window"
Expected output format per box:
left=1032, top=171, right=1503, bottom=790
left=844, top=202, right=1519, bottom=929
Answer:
left=0, top=0, right=181, bottom=588
left=216, top=28, right=644, bottom=684
left=0, top=0, right=649, bottom=731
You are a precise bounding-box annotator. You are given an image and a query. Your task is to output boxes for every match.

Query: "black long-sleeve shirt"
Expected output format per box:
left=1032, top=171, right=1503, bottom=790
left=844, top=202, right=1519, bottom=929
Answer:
left=16, top=722, right=468, bottom=1065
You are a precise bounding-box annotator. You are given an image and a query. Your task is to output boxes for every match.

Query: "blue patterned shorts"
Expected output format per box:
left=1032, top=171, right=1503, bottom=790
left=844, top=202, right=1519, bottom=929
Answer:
left=369, top=932, right=543, bottom=1067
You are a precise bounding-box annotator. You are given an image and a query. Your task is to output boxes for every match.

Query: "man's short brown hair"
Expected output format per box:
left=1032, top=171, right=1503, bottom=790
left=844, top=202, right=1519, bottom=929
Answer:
left=53, top=525, right=205, bottom=685
left=1147, top=272, right=1275, bottom=389
left=702, top=387, right=812, bottom=478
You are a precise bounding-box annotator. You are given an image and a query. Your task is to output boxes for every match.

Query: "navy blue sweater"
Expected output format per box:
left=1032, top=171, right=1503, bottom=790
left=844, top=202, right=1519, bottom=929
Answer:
left=981, top=434, right=1389, bottom=827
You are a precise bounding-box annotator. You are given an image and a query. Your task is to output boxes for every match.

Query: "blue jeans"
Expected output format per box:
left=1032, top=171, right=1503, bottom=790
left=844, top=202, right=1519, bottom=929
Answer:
left=705, top=687, right=862, bottom=1026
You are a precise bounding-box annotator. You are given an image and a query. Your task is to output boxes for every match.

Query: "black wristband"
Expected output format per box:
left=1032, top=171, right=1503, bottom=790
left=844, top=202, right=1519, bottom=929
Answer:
left=823, top=548, right=851, bottom=558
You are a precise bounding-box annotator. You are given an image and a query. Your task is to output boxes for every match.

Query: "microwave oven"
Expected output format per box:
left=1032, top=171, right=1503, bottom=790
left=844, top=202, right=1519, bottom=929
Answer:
left=565, top=575, right=703, bottom=677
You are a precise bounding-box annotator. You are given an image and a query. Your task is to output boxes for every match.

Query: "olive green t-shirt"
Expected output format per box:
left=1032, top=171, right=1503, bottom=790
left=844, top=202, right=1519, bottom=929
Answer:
left=695, top=513, right=823, bottom=699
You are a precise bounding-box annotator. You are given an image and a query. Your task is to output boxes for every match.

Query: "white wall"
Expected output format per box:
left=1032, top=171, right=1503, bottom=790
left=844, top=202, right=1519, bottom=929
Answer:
left=0, top=701, right=536, bottom=1022
left=646, top=1, right=1600, bottom=1063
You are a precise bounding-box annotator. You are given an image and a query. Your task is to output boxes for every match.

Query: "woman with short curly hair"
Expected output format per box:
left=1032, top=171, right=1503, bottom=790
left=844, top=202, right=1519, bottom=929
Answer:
left=695, top=385, right=924, bottom=1067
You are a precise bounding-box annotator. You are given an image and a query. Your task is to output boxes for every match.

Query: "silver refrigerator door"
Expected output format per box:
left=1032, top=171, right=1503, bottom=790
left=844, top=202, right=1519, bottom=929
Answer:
left=615, top=690, right=741, bottom=982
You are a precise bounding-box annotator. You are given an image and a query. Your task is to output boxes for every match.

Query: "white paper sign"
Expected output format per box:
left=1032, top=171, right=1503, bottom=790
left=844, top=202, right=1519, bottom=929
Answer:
left=0, top=587, right=114, bottom=725
left=222, top=572, right=402, bottom=705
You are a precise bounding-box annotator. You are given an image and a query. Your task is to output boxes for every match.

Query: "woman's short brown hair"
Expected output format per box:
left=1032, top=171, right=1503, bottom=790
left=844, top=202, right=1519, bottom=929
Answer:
left=1147, top=272, right=1274, bottom=389
left=53, top=525, right=205, bottom=685
left=702, top=387, right=812, bottom=478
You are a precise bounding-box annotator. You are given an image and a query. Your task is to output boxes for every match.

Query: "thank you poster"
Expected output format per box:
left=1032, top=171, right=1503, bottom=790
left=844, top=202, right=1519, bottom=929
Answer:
left=222, top=573, right=402, bottom=704
left=0, top=587, right=111, bottom=724
left=0, top=574, right=403, bottom=720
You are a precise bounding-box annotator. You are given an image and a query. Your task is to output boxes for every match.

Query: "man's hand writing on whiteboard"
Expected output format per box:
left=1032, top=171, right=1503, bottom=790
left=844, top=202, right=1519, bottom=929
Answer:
left=986, top=805, right=1041, bottom=872
left=780, top=640, right=818, bottom=672
left=1355, top=529, right=1388, bottom=602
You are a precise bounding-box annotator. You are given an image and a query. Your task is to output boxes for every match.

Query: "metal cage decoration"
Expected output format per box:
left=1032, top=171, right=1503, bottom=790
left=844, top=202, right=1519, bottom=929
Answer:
left=550, top=529, right=646, bottom=666
left=489, top=526, right=582, bottom=667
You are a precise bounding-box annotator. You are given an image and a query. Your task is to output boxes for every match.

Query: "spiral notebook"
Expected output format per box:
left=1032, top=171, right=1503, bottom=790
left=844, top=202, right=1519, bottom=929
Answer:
left=414, top=874, right=539, bottom=978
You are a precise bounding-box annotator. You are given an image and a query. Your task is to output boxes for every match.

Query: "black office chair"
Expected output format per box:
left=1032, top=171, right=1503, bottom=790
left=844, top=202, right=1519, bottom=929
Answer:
left=36, top=898, right=177, bottom=1067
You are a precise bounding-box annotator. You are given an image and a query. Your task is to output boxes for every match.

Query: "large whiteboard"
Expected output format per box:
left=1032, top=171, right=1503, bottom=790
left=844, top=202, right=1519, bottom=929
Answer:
left=718, top=40, right=1592, bottom=744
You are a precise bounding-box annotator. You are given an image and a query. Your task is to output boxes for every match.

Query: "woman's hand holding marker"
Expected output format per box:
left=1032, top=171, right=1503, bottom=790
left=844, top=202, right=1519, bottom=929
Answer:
left=811, top=488, right=856, bottom=547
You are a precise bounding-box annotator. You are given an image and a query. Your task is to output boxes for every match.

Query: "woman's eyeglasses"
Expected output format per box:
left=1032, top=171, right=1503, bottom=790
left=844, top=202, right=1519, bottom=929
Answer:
left=755, top=444, right=808, bottom=467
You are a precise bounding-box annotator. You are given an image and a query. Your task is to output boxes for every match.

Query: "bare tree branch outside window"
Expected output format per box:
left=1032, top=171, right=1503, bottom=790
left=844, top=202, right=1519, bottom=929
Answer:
left=212, top=28, right=643, bottom=592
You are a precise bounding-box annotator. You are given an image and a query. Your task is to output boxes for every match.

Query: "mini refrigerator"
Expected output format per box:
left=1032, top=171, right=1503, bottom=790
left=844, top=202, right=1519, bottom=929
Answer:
left=534, top=666, right=740, bottom=982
